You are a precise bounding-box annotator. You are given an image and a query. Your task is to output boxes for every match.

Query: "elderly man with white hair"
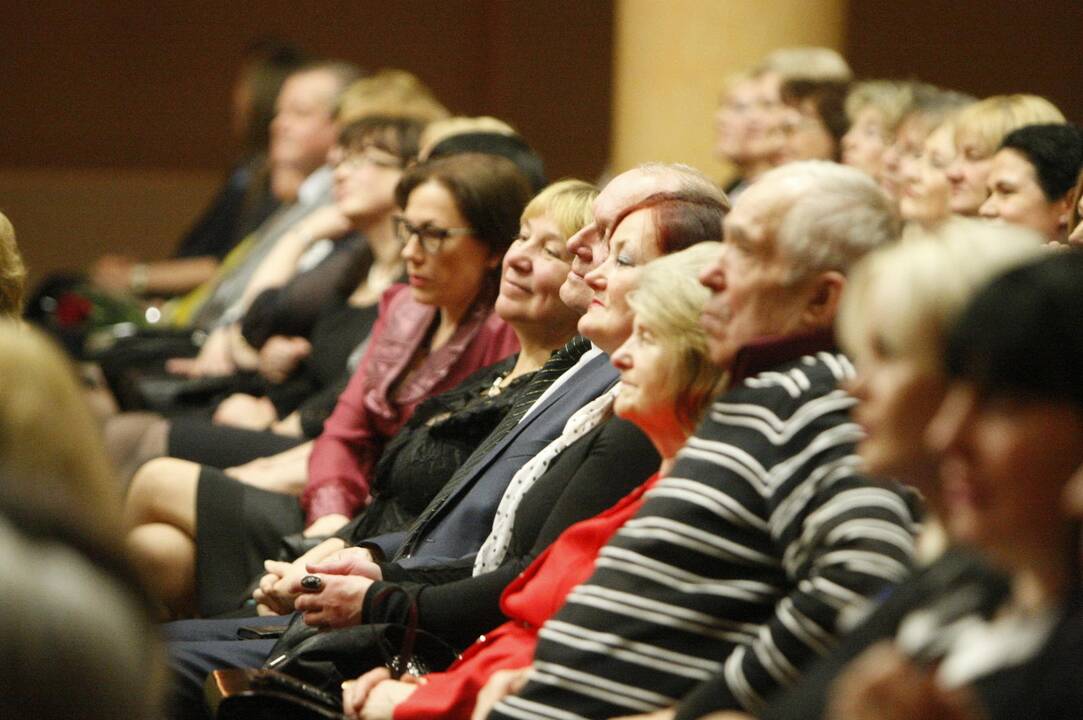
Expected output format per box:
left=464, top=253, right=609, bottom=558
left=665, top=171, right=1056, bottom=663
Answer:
left=482, top=161, right=919, bottom=720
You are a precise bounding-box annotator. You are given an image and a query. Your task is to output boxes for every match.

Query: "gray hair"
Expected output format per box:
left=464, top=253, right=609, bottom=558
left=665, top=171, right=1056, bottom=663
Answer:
left=636, top=162, right=731, bottom=211
left=759, top=161, right=901, bottom=281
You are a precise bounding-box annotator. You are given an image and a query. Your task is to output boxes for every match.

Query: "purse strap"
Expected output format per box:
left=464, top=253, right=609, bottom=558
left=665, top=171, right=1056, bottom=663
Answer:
left=367, top=585, right=419, bottom=679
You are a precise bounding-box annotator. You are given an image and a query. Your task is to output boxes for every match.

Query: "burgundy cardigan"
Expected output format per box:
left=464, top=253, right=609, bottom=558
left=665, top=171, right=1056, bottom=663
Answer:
left=302, top=284, right=519, bottom=523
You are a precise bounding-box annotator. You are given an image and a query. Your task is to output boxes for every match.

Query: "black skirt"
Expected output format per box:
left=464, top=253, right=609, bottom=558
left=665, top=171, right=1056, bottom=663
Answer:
left=195, top=466, right=305, bottom=617
left=170, top=418, right=305, bottom=469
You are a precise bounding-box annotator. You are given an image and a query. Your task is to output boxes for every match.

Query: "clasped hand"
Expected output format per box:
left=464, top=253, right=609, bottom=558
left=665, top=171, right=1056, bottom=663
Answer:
left=253, top=546, right=383, bottom=624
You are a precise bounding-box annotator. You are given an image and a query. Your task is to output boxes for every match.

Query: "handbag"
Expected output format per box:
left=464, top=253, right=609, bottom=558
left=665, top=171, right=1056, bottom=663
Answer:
left=208, top=586, right=460, bottom=719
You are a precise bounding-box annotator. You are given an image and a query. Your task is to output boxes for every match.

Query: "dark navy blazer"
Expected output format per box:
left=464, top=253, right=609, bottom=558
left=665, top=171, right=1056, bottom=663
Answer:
left=364, top=352, right=619, bottom=568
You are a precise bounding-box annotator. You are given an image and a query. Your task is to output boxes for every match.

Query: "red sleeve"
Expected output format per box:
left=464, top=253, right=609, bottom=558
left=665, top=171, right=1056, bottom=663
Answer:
left=301, top=286, right=405, bottom=524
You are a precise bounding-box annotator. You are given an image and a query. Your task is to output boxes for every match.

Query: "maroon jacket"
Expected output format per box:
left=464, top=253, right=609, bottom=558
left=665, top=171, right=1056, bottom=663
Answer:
left=303, top=284, right=519, bottom=523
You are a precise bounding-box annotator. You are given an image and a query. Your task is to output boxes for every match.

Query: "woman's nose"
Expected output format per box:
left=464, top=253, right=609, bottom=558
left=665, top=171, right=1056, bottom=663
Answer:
left=401, top=232, right=423, bottom=262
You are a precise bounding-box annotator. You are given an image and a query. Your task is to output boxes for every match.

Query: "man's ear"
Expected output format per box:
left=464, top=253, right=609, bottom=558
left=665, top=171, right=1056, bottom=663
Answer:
left=800, top=270, right=846, bottom=331
left=1055, top=193, right=1074, bottom=232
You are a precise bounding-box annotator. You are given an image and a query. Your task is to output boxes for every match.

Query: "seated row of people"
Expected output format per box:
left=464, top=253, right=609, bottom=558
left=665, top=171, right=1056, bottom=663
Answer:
left=3, top=44, right=1082, bottom=720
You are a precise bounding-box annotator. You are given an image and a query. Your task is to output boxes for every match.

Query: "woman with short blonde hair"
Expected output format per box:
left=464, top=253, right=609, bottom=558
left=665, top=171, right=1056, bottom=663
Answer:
left=946, top=94, right=1065, bottom=216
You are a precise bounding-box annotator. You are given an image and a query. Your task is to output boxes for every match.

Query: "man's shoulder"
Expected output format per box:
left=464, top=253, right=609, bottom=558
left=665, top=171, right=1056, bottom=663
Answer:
left=710, top=350, right=856, bottom=428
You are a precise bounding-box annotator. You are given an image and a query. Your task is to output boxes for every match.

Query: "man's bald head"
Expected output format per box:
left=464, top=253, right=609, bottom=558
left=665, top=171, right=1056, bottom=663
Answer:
left=559, top=163, right=728, bottom=314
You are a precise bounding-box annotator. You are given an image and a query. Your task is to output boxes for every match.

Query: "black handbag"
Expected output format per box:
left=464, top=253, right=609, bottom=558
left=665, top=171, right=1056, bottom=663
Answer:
left=208, top=586, right=460, bottom=719
left=262, top=586, right=460, bottom=689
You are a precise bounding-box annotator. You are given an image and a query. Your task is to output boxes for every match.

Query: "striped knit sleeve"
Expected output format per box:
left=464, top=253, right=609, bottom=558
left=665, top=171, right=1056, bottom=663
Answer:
left=491, top=353, right=918, bottom=720
left=676, top=355, right=918, bottom=717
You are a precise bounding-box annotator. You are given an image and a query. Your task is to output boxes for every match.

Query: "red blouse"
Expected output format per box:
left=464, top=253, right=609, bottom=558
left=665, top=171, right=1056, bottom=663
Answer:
left=395, top=473, right=662, bottom=720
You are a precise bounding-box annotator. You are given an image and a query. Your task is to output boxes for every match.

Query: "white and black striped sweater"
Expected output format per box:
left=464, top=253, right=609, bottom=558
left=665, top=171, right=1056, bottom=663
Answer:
left=490, top=346, right=920, bottom=720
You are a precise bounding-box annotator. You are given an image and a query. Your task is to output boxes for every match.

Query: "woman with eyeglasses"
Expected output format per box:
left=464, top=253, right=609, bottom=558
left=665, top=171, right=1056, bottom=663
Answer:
left=125, top=154, right=578, bottom=619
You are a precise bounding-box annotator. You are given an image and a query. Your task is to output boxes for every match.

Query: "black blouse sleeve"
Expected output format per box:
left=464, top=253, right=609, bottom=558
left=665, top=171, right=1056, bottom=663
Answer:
left=240, top=235, right=370, bottom=348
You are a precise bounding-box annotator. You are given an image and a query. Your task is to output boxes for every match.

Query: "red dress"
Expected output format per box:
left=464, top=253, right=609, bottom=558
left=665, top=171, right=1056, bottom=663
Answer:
left=393, top=473, right=663, bottom=720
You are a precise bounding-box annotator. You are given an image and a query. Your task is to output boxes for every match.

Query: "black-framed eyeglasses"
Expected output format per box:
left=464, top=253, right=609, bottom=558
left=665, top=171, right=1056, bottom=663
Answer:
left=393, top=216, right=475, bottom=254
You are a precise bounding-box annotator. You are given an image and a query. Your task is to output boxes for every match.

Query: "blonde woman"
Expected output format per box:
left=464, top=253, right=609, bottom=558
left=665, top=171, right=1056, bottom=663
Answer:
left=945, top=94, right=1065, bottom=216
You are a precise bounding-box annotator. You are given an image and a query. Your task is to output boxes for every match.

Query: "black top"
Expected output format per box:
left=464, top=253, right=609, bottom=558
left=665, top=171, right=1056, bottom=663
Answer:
left=360, top=415, right=660, bottom=649
left=266, top=302, right=380, bottom=438
left=241, top=234, right=371, bottom=348
left=334, top=357, right=533, bottom=546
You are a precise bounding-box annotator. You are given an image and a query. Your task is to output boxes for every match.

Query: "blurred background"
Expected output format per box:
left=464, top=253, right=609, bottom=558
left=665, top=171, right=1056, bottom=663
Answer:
left=2, top=0, right=1079, bottom=287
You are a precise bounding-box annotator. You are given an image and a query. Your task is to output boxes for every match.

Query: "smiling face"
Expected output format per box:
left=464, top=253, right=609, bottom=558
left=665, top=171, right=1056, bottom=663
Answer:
left=495, top=212, right=579, bottom=343
left=979, top=148, right=1067, bottom=241
left=560, top=169, right=680, bottom=314
left=698, top=183, right=812, bottom=367
left=899, top=123, right=955, bottom=226
left=577, top=208, right=660, bottom=354
left=612, top=315, right=682, bottom=443
left=926, top=383, right=1083, bottom=572
left=399, top=181, right=496, bottom=316
left=842, top=106, right=890, bottom=179
left=945, top=132, right=995, bottom=216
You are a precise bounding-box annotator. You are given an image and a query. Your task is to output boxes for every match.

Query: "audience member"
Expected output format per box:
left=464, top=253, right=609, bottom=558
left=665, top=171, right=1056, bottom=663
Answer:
left=714, top=71, right=771, bottom=194
left=897, top=119, right=959, bottom=231
left=827, top=249, right=1083, bottom=720
left=344, top=242, right=728, bottom=720
left=89, top=39, right=307, bottom=299
left=774, top=78, right=851, bottom=164
left=754, top=220, right=1043, bottom=720
left=0, top=323, right=164, bottom=717
left=842, top=80, right=914, bottom=181
left=879, top=83, right=975, bottom=203
left=945, top=94, right=1065, bottom=216
left=125, top=153, right=528, bottom=618
left=467, top=162, right=915, bottom=720
left=979, top=123, right=1083, bottom=243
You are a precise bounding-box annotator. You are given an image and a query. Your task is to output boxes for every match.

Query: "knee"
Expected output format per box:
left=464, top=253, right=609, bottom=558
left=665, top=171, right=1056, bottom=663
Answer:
left=126, top=457, right=193, bottom=525
left=127, top=524, right=189, bottom=571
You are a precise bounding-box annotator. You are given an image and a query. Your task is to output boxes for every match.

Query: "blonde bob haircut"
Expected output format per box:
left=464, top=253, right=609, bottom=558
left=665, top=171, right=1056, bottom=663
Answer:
left=953, top=94, right=1065, bottom=159
left=0, top=211, right=26, bottom=320
left=838, top=217, right=1044, bottom=372
left=521, top=179, right=598, bottom=242
left=627, top=242, right=728, bottom=433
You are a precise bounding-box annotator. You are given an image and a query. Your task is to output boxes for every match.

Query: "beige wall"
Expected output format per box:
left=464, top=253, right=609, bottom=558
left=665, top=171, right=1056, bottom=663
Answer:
left=612, top=0, right=846, bottom=183
left=0, top=169, right=221, bottom=289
